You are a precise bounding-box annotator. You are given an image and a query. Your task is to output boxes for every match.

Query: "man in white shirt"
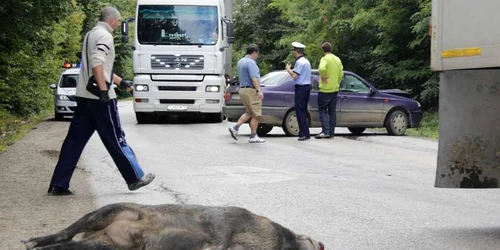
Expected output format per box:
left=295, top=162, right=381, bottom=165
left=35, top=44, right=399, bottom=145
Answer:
left=47, top=6, right=155, bottom=196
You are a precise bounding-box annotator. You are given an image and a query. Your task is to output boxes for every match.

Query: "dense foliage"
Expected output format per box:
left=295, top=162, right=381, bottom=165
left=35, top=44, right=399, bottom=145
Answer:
left=0, top=0, right=437, bottom=123
left=234, top=0, right=438, bottom=109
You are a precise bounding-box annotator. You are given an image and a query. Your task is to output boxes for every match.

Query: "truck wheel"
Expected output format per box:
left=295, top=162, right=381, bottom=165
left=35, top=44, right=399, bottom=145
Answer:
left=207, top=113, right=223, bottom=123
left=136, top=112, right=151, bottom=124
left=348, top=127, right=366, bottom=135
left=282, top=110, right=300, bottom=136
left=385, top=110, right=408, bottom=136
left=257, top=124, right=273, bottom=137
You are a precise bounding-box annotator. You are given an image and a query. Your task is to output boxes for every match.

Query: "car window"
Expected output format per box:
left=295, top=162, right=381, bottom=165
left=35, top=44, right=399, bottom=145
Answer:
left=60, top=75, right=79, bottom=88
left=340, top=75, right=370, bottom=93
left=260, top=71, right=290, bottom=86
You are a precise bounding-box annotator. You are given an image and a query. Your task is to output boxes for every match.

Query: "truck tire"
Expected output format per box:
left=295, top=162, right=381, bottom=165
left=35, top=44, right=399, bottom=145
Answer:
left=257, top=124, right=273, bottom=137
left=207, top=113, right=223, bottom=123
left=136, top=112, right=151, bottom=124
left=385, top=110, right=408, bottom=136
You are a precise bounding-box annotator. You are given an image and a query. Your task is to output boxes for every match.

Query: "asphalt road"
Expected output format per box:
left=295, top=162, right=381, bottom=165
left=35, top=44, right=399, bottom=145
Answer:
left=66, top=101, right=500, bottom=249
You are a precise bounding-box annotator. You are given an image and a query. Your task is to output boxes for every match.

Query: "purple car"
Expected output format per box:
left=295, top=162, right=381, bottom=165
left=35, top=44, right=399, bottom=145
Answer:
left=223, top=70, right=422, bottom=137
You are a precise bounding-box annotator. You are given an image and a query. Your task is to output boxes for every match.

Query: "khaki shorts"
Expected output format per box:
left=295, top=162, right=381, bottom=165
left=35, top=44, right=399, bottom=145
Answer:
left=239, top=88, right=262, bottom=117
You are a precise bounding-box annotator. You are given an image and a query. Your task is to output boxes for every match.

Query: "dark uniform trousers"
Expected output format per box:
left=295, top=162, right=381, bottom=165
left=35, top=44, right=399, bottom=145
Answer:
left=49, top=97, right=144, bottom=190
left=294, top=84, right=311, bottom=138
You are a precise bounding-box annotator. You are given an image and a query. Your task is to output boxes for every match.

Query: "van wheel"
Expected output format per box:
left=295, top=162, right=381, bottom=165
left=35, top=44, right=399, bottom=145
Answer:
left=257, top=124, right=273, bottom=137
left=136, top=112, right=152, bottom=124
left=282, top=110, right=300, bottom=136
left=348, top=127, right=366, bottom=135
left=385, top=110, right=408, bottom=136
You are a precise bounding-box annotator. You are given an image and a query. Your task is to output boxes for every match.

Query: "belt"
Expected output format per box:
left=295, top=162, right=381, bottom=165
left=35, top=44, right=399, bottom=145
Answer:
left=240, top=86, right=255, bottom=88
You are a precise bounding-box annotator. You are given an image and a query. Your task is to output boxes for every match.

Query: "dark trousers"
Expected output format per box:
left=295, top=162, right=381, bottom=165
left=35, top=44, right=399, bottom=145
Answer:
left=294, top=84, right=311, bottom=138
left=318, top=92, right=338, bottom=136
left=49, top=97, right=144, bottom=190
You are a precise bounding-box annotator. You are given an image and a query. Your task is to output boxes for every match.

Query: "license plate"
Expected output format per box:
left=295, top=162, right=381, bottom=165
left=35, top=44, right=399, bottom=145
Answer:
left=231, top=94, right=240, bottom=100
left=167, top=105, right=188, bottom=111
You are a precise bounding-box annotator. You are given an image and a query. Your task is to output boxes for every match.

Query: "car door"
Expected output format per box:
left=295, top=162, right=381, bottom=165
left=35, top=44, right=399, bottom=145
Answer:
left=338, top=74, right=384, bottom=126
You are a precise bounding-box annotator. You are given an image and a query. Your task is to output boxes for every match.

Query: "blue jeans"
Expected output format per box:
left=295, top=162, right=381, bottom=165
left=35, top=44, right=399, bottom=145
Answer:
left=318, top=92, right=338, bottom=136
left=294, top=84, right=311, bottom=138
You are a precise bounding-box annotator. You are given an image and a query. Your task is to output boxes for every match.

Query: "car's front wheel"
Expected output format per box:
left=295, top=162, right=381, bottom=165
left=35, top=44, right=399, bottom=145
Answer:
left=282, top=110, right=300, bottom=136
left=257, top=124, right=273, bottom=137
left=348, top=127, right=366, bottom=135
left=385, top=110, right=408, bottom=136
left=55, top=113, right=64, bottom=121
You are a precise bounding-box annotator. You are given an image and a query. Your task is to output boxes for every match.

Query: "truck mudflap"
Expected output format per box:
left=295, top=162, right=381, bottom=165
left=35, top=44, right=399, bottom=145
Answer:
left=435, top=70, right=500, bottom=188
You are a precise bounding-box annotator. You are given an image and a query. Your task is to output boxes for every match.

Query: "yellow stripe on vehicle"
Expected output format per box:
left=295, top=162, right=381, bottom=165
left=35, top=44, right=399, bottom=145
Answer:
left=442, top=47, right=482, bottom=58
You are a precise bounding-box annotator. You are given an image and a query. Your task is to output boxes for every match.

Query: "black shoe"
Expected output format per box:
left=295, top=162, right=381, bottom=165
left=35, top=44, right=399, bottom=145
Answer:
left=128, top=173, right=156, bottom=191
left=298, top=136, right=310, bottom=141
left=47, top=186, right=74, bottom=196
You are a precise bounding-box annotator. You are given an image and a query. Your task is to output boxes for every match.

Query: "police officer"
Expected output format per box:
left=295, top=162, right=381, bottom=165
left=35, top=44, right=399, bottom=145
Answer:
left=286, top=42, right=312, bottom=141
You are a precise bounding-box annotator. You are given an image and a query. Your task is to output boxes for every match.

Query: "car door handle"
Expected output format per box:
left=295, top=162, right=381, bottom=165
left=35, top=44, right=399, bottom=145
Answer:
left=341, top=96, right=350, bottom=100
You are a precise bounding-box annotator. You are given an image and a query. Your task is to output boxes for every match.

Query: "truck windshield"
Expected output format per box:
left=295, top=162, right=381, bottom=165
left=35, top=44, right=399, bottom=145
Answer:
left=138, top=5, right=219, bottom=46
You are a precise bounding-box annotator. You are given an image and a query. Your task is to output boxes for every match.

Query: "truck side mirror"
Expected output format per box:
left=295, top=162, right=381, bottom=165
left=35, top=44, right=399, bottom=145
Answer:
left=121, top=18, right=135, bottom=43
left=121, top=21, right=129, bottom=43
left=227, top=22, right=234, bottom=44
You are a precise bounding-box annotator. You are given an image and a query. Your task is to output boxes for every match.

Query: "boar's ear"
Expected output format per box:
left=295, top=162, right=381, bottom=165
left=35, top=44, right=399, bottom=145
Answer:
left=296, top=235, right=319, bottom=250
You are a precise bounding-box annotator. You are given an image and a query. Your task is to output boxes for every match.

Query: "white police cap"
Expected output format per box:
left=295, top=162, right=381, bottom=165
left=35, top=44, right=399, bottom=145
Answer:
left=292, top=42, right=306, bottom=49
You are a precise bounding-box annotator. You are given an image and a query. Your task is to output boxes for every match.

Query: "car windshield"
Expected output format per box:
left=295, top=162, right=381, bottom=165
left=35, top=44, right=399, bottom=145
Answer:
left=138, top=5, right=219, bottom=45
left=60, top=74, right=79, bottom=88
left=260, top=71, right=290, bottom=86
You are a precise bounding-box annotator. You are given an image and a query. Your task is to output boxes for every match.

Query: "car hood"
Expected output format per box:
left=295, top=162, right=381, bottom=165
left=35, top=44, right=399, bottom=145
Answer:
left=378, top=89, right=411, bottom=98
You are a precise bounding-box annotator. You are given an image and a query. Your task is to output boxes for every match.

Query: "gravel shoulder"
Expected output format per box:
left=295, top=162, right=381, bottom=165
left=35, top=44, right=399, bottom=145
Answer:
left=0, top=119, right=95, bottom=250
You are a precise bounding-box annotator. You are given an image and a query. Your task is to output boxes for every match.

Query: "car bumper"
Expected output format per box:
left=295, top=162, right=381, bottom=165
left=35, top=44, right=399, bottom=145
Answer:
left=55, top=100, right=77, bottom=114
left=410, top=110, right=423, bottom=128
left=222, top=105, right=286, bottom=125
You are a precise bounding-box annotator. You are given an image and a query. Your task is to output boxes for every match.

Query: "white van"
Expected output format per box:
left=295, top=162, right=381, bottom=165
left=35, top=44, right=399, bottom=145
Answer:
left=50, top=68, right=80, bottom=120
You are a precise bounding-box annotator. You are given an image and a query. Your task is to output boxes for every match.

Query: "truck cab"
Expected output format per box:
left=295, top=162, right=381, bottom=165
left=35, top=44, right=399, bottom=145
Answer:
left=123, top=0, right=233, bottom=123
left=49, top=67, right=80, bottom=120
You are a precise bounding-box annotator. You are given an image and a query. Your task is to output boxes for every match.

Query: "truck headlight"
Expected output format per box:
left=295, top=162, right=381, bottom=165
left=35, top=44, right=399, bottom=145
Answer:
left=135, top=84, right=149, bottom=92
left=57, top=95, right=70, bottom=101
left=205, top=85, right=220, bottom=92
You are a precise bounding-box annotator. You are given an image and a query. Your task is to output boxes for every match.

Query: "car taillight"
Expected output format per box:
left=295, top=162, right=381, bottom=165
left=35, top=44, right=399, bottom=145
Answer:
left=224, top=92, right=231, bottom=102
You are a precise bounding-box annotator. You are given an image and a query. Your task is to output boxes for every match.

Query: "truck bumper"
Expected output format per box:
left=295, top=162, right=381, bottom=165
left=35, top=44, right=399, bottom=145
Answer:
left=133, top=75, right=224, bottom=114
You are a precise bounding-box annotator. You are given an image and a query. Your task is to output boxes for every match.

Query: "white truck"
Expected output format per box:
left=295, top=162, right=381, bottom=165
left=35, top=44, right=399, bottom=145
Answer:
left=121, top=0, right=234, bottom=123
left=431, top=0, right=500, bottom=188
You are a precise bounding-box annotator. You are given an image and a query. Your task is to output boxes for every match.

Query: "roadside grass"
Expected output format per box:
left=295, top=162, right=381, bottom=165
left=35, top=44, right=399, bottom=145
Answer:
left=406, top=111, right=439, bottom=140
left=0, top=109, right=52, bottom=153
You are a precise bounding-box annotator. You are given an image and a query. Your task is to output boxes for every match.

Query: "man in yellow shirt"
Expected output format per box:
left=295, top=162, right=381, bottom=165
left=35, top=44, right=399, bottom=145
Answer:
left=316, top=42, right=343, bottom=139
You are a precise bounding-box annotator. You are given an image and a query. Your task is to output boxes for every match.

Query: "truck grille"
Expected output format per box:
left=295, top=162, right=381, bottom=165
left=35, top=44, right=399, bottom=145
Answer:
left=151, top=55, right=204, bottom=70
left=158, top=86, right=197, bottom=91
left=160, top=99, right=195, bottom=104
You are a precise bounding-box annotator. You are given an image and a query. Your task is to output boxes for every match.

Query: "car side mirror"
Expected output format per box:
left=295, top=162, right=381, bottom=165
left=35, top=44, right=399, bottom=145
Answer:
left=49, top=84, right=56, bottom=89
left=369, top=87, right=376, bottom=96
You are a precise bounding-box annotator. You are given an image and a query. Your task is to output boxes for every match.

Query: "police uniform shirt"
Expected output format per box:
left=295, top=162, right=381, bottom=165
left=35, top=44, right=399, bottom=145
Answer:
left=293, top=56, right=312, bottom=85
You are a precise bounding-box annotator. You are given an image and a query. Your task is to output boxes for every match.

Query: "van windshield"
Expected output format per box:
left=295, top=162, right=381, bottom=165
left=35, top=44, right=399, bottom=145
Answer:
left=60, top=75, right=79, bottom=88
left=137, top=5, right=219, bottom=45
